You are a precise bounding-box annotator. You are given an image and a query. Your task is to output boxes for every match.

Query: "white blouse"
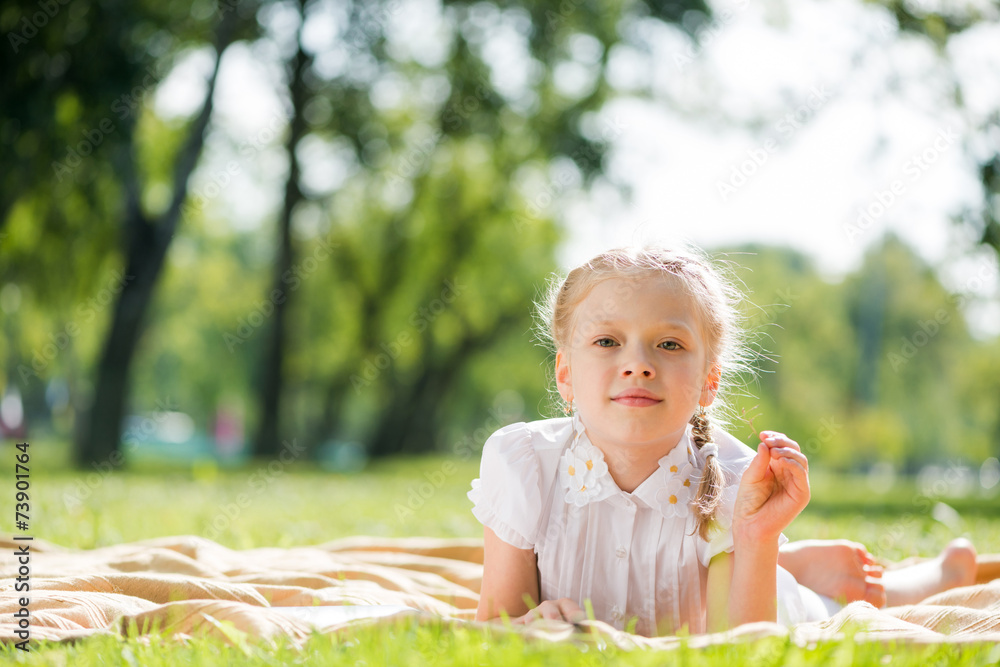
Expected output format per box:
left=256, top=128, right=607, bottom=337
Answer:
left=468, top=411, right=824, bottom=636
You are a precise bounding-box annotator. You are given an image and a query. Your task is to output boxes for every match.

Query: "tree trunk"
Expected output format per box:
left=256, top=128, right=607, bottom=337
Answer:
left=251, top=1, right=311, bottom=458
left=367, top=312, right=521, bottom=457
left=75, top=219, right=167, bottom=466
left=73, top=12, right=236, bottom=468
left=852, top=269, right=885, bottom=407
left=307, top=380, right=349, bottom=450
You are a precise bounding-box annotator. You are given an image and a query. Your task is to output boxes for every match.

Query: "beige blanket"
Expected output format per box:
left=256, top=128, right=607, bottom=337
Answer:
left=2, top=535, right=1000, bottom=649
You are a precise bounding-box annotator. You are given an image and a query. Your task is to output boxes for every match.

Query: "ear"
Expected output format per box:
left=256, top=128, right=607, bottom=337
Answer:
left=555, top=348, right=573, bottom=402
left=699, top=363, right=721, bottom=407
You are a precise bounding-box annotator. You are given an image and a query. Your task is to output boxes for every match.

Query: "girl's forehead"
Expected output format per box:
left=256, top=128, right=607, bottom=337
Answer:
left=580, top=274, right=690, bottom=306
left=571, top=274, right=702, bottom=331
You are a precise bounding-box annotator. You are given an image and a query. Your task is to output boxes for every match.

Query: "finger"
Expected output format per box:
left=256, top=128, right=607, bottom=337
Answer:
left=743, top=441, right=772, bottom=483
left=769, top=457, right=811, bottom=496
left=769, top=453, right=809, bottom=477
left=768, top=447, right=808, bottom=465
left=557, top=598, right=585, bottom=623
left=539, top=602, right=563, bottom=621
left=768, top=445, right=807, bottom=461
left=514, top=605, right=542, bottom=624
left=763, top=434, right=801, bottom=452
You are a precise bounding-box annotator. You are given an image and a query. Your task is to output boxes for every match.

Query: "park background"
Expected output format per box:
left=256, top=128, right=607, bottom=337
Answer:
left=2, top=0, right=1000, bottom=661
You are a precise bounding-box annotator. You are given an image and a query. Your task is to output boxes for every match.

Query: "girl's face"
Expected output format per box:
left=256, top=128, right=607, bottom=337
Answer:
left=555, top=275, right=720, bottom=455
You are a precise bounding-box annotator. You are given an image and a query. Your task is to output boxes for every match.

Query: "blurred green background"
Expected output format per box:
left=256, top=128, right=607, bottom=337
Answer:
left=2, top=0, right=1000, bottom=546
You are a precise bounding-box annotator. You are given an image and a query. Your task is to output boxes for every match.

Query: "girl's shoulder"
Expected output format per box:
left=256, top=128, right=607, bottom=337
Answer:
left=478, top=416, right=575, bottom=494
left=484, top=416, right=576, bottom=455
left=469, top=417, right=573, bottom=549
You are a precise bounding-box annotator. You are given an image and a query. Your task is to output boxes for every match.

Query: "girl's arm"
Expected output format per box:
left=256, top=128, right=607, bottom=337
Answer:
left=705, top=537, right=781, bottom=631
left=477, top=526, right=540, bottom=621
left=477, top=526, right=585, bottom=623
left=706, top=432, right=810, bottom=630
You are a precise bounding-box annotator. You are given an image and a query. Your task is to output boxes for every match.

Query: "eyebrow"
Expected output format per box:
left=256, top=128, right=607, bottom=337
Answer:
left=586, top=319, right=695, bottom=334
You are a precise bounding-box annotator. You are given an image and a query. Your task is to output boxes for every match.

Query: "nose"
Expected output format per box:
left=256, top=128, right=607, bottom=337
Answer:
left=621, top=348, right=655, bottom=378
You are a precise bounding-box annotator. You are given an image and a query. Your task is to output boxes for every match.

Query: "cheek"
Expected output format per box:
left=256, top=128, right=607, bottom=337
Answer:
left=678, top=367, right=707, bottom=398
left=573, top=359, right=611, bottom=388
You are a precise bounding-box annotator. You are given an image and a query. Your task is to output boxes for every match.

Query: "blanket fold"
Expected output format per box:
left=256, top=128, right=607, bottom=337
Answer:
left=2, top=535, right=999, bottom=649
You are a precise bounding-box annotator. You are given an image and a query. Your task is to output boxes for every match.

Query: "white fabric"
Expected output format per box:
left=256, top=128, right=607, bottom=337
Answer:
left=777, top=566, right=840, bottom=625
left=468, top=412, right=813, bottom=636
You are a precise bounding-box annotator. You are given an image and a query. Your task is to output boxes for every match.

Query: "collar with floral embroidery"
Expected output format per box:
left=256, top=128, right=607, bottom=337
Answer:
left=559, top=412, right=703, bottom=519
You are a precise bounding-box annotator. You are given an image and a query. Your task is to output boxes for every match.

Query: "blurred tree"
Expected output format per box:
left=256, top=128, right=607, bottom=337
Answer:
left=0, top=0, right=257, bottom=466
left=76, top=11, right=243, bottom=467
left=844, top=234, right=974, bottom=469
left=727, top=235, right=996, bottom=470
left=866, top=2, right=1000, bottom=463
left=247, top=0, right=712, bottom=458
left=251, top=0, right=311, bottom=458
left=870, top=0, right=1000, bottom=257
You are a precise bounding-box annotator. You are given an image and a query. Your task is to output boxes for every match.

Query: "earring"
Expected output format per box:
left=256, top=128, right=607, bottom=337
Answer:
left=563, top=396, right=574, bottom=415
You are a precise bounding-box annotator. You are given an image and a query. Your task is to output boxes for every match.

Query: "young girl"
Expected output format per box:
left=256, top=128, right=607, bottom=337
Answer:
left=468, top=245, right=978, bottom=636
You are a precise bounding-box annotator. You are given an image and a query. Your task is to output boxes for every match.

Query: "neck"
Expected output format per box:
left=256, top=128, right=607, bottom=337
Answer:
left=590, top=431, right=685, bottom=494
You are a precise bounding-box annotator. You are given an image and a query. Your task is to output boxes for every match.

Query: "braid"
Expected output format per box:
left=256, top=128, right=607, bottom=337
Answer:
left=690, top=408, right=723, bottom=540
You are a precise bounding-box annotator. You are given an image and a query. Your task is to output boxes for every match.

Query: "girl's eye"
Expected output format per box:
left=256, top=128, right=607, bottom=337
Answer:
left=660, top=341, right=681, bottom=350
left=595, top=338, right=617, bottom=348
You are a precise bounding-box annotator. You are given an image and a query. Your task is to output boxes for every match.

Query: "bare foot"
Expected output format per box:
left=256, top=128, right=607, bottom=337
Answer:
left=778, top=539, right=886, bottom=607
left=884, top=538, right=978, bottom=606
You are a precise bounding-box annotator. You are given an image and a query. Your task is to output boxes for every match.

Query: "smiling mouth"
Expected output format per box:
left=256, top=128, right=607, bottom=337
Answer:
left=612, top=396, right=662, bottom=408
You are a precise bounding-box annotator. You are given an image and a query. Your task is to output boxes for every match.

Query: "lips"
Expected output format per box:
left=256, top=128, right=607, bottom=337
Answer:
left=612, top=388, right=662, bottom=407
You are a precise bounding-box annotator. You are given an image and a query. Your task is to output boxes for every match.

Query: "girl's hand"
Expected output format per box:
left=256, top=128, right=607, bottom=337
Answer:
left=512, top=598, right=585, bottom=625
left=732, top=431, right=810, bottom=543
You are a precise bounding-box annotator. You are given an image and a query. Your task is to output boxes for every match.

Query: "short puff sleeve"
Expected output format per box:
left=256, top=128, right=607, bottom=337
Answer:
left=467, top=422, right=542, bottom=550
left=696, top=452, right=789, bottom=567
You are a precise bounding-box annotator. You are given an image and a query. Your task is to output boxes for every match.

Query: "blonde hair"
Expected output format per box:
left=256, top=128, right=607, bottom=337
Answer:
left=534, top=244, right=755, bottom=539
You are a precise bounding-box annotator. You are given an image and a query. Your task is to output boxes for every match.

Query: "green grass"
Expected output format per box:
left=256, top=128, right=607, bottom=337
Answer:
left=4, top=623, right=1000, bottom=666
left=3, top=437, right=1000, bottom=664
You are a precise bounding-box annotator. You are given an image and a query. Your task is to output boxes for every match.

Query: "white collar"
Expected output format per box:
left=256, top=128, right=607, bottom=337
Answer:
left=559, top=411, right=702, bottom=520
